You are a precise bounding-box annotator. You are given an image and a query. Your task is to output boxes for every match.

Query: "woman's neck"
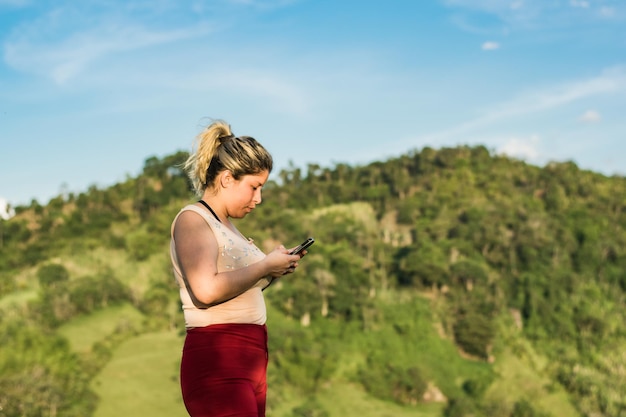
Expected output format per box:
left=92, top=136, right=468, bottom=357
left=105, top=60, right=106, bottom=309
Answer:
left=198, top=198, right=243, bottom=237
left=198, top=199, right=222, bottom=223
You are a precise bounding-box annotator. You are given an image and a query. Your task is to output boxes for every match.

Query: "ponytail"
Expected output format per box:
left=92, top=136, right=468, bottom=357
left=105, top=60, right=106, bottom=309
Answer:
left=184, top=120, right=273, bottom=196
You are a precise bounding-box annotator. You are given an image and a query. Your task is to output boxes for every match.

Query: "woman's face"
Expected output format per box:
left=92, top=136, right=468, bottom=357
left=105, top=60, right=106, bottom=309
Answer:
left=224, top=170, right=269, bottom=219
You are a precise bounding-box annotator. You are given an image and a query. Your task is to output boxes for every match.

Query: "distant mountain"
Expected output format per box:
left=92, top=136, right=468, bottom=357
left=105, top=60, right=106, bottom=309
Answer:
left=1, top=146, right=625, bottom=417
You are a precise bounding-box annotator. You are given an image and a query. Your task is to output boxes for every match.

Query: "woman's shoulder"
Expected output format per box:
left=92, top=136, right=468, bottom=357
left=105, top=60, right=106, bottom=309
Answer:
left=172, top=204, right=219, bottom=235
left=180, top=203, right=203, bottom=213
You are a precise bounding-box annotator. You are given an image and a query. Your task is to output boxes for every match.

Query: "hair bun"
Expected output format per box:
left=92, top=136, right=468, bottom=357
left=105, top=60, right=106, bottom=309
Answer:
left=219, top=134, right=235, bottom=143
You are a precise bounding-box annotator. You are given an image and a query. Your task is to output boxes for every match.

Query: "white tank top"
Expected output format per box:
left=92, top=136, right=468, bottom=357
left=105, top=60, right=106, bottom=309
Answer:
left=170, top=204, right=270, bottom=328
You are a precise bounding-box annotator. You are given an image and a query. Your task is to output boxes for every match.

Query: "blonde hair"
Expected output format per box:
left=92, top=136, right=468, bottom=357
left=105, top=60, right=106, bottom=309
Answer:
left=184, top=120, right=273, bottom=196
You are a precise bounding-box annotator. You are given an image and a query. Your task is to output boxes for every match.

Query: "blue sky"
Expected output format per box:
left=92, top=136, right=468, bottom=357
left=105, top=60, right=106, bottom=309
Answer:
left=1, top=0, right=625, bottom=213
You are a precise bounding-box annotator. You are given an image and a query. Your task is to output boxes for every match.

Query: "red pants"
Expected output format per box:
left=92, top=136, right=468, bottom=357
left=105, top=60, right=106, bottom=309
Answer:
left=180, top=323, right=268, bottom=417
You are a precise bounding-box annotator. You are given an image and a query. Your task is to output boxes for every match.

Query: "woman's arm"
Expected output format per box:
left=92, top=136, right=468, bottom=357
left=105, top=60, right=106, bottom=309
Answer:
left=173, top=210, right=298, bottom=307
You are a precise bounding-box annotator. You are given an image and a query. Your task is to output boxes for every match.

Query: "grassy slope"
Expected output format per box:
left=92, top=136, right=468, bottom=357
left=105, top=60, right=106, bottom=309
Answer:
left=1, top=216, right=581, bottom=417
left=50, top=288, right=581, bottom=417
left=55, top=298, right=185, bottom=416
left=263, top=299, right=446, bottom=417
left=485, top=347, right=580, bottom=417
left=0, top=288, right=37, bottom=309
left=91, top=330, right=186, bottom=417
left=55, top=301, right=182, bottom=415
left=57, top=303, right=144, bottom=352
left=317, top=384, right=445, bottom=417
left=78, top=300, right=446, bottom=417
left=1, top=259, right=582, bottom=417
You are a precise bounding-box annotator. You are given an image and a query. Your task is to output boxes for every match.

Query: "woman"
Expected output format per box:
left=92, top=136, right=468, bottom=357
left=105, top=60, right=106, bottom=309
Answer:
left=170, top=120, right=304, bottom=416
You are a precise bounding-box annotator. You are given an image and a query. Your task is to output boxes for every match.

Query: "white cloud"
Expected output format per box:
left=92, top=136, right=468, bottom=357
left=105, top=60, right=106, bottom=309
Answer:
left=3, top=12, right=212, bottom=84
left=482, top=41, right=500, bottom=50
left=443, top=0, right=526, bottom=14
left=570, top=0, right=589, bottom=8
left=442, top=0, right=546, bottom=25
left=226, top=0, right=297, bottom=7
left=491, top=66, right=626, bottom=117
left=405, top=65, right=626, bottom=160
left=429, top=66, right=626, bottom=140
left=599, top=7, right=616, bottom=18
left=579, top=109, right=601, bottom=122
left=195, top=70, right=312, bottom=117
left=444, top=0, right=626, bottom=29
left=0, top=0, right=29, bottom=6
left=498, top=135, right=541, bottom=161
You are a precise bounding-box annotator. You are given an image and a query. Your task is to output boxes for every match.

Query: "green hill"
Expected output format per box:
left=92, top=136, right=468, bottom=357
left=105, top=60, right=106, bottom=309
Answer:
left=1, top=145, right=625, bottom=416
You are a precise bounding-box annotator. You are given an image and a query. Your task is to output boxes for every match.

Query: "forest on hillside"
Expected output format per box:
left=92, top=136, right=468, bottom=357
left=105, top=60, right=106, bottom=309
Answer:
left=1, top=145, right=625, bottom=417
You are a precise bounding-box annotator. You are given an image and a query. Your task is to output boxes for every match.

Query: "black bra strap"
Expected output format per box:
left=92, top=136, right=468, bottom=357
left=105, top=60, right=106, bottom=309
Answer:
left=198, top=200, right=221, bottom=223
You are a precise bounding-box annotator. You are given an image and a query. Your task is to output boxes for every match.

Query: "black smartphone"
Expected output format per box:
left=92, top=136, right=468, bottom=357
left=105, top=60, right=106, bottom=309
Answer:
left=289, top=237, right=315, bottom=255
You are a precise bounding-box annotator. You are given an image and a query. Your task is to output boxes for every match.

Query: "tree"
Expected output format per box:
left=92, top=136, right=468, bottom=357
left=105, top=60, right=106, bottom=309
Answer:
left=450, top=260, right=488, bottom=290
left=37, top=263, right=70, bottom=291
left=511, top=399, right=550, bottom=417
left=453, top=310, right=494, bottom=360
left=443, top=396, right=478, bottom=417
left=69, top=273, right=132, bottom=314
left=358, top=360, right=428, bottom=406
left=0, top=318, right=97, bottom=416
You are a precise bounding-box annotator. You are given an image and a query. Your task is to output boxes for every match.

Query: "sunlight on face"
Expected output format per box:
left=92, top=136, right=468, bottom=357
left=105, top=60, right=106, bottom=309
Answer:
left=226, top=171, right=269, bottom=218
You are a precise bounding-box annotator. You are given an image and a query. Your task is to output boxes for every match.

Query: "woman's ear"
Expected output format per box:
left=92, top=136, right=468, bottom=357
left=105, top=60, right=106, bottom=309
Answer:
left=219, top=170, right=233, bottom=188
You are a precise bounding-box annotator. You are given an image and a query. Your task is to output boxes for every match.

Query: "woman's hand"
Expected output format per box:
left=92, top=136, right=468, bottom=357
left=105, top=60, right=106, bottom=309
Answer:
left=264, top=245, right=303, bottom=277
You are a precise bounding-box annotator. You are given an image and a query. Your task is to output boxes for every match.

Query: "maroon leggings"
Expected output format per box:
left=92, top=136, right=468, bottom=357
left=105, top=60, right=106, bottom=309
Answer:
left=180, top=323, right=268, bottom=417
